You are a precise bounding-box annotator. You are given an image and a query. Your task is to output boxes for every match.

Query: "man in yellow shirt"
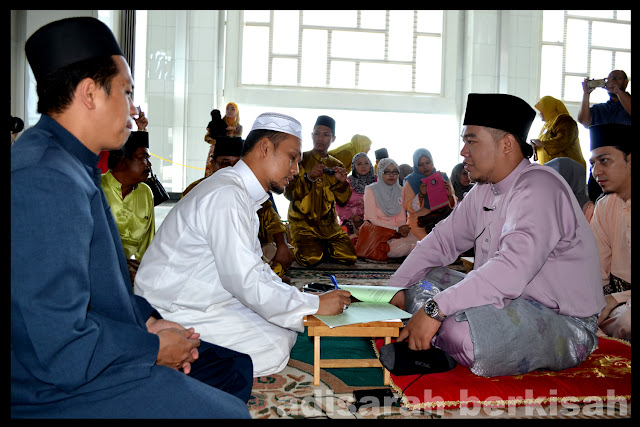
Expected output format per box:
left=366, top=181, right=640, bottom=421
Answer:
left=284, top=115, right=357, bottom=267
left=102, top=131, right=155, bottom=261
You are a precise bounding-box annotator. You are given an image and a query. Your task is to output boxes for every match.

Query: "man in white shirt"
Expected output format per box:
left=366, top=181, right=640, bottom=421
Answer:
left=134, top=112, right=351, bottom=377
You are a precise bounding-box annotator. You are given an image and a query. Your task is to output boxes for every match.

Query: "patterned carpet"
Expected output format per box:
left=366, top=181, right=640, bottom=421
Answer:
left=247, top=261, right=631, bottom=419
left=248, top=360, right=631, bottom=419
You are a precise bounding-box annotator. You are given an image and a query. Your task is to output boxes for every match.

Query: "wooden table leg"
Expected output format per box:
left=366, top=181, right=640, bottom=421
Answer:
left=314, top=336, right=321, bottom=386
left=383, top=336, right=392, bottom=385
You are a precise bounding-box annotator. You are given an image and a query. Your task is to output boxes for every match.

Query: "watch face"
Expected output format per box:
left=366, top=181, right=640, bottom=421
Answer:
left=425, top=299, right=443, bottom=321
left=425, top=300, right=436, bottom=316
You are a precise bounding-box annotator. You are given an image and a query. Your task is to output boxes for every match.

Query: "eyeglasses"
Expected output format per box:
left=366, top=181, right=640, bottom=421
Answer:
left=383, top=170, right=399, bottom=176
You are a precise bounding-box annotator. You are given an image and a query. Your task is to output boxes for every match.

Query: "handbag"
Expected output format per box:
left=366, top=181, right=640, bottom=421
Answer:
left=145, top=166, right=170, bottom=206
left=417, top=205, right=452, bottom=234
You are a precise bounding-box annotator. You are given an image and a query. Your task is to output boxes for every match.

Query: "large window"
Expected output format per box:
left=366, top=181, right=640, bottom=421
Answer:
left=539, top=10, right=631, bottom=104
left=240, top=10, right=444, bottom=95
left=225, top=10, right=459, bottom=116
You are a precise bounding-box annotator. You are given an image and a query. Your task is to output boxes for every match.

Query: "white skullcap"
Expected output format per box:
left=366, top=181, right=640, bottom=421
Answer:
left=250, top=112, right=303, bottom=140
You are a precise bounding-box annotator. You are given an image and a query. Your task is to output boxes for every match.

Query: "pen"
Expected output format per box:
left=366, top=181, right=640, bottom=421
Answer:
left=330, top=275, right=340, bottom=290
left=329, top=275, right=348, bottom=310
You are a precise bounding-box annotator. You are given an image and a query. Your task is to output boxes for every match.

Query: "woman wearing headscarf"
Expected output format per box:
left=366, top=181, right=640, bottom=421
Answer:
left=224, top=102, right=243, bottom=137
left=355, top=158, right=419, bottom=261
left=450, top=162, right=475, bottom=202
left=402, top=148, right=455, bottom=240
left=544, top=157, right=594, bottom=222
left=531, top=96, right=586, bottom=170
left=328, top=134, right=372, bottom=174
left=335, top=152, right=376, bottom=239
left=204, top=102, right=243, bottom=176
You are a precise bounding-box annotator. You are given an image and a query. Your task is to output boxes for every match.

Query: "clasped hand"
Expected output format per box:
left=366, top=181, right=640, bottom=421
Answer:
left=147, top=317, right=201, bottom=374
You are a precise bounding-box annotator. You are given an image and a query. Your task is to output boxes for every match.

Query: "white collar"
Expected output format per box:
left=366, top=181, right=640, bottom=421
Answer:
left=234, top=160, right=270, bottom=206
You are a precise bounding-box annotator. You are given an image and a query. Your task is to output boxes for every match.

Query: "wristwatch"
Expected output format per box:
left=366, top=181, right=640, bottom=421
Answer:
left=424, top=298, right=446, bottom=322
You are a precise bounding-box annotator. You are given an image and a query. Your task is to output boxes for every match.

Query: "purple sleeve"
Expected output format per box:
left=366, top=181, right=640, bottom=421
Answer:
left=434, top=171, right=576, bottom=316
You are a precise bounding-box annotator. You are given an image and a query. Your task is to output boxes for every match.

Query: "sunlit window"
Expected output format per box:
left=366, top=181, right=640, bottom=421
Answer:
left=241, top=10, right=444, bottom=95
left=539, top=10, right=631, bottom=104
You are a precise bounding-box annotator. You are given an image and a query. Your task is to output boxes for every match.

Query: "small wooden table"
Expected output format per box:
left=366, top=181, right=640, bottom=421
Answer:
left=304, top=315, right=404, bottom=386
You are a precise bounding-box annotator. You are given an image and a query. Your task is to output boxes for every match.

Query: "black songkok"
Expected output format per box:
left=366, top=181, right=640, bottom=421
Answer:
left=25, top=17, right=124, bottom=83
left=314, top=115, right=336, bottom=134
left=375, top=148, right=389, bottom=160
left=589, top=124, right=631, bottom=153
left=463, top=93, right=536, bottom=153
left=214, top=136, right=244, bottom=158
left=125, top=131, right=149, bottom=150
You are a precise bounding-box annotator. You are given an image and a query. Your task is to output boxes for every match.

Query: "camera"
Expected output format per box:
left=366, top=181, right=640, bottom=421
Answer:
left=323, top=168, right=336, bottom=175
left=588, top=78, right=607, bottom=88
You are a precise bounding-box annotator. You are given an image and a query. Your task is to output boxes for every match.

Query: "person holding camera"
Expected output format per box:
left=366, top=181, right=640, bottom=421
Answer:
left=577, top=69, right=631, bottom=203
left=577, top=69, right=631, bottom=129
left=284, top=115, right=357, bottom=267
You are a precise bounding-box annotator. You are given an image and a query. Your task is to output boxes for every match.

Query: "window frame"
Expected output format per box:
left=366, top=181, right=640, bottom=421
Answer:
left=539, top=10, right=631, bottom=103
left=223, top=10, right=462, bottom=115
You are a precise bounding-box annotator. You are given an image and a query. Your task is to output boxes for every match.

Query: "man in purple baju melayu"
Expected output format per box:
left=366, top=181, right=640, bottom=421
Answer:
left=386, top=93, right=605, bottom=377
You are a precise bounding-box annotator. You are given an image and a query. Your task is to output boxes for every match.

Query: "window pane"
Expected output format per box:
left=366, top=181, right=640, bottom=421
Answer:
left=565, top=19, right=587, bottom=73
left=303, top=10, right=357, bottom=27
left=417, top=10, right=442, bottom=33
left=301, top=29, right=328, bottom=87
left=329, top=61, right=355, bottom=89
left=271, top=58, right=298, bottom=86
left=359, top=63, right=412, bottom=92
left=244, top=10, right=270, bottom=23
left=241, top=26, right=269, bottom=84
left=331, top=31, right=385, bottom=60
left=539, top=45, right=563, bottom=98
left=563, top=76, right=585, bottom=102
left=614, top=52, right=631, bottom=77
left=273, top=10, right=299, bottom=55
left=614, top=51, right=631, bottom=101
left=616, top=10, right=631, bottom=21
left=388, top=10, right=414, bottom=62
left=415, top=36, right=442, bottom=93
left=240, top=10, right=444, bottom=95
left=592, top=22, right=630, bottom=49
left=542, top=10, right=564, bottom=43
left=360, top=10, right=386, bottom=30
left=567, top=10, right=614, bottom=19
left=590, top=50, right=613, bottom=80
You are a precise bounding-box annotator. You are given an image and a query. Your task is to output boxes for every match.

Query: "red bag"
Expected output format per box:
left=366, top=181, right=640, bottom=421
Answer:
left=355, top=221, right=397, bottom=261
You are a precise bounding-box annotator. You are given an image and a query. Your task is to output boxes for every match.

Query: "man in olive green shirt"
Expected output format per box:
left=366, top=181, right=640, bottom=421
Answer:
left=284, top=115, right=357, bottom=267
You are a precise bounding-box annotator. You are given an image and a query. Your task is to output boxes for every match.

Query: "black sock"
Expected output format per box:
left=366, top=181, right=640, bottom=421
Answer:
left=379, top=341, right=457, bottom=376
